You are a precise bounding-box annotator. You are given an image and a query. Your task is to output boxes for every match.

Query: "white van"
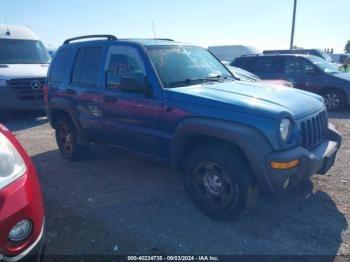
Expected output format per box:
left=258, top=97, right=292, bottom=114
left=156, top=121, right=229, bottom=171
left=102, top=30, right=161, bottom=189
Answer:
left=208, top=45, right=260, bottom=64
left=0, top=24, right=49, bottom=110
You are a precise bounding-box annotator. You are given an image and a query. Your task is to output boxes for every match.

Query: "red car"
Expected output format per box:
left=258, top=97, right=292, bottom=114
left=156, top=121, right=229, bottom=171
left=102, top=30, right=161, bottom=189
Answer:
left=0, top=124, right=45, bottom=261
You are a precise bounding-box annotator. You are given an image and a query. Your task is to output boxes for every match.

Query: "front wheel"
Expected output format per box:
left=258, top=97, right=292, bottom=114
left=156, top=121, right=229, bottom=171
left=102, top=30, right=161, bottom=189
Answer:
left=322, top=89, right=346, bottom=111
left=184, top=146, right=259, bottom=220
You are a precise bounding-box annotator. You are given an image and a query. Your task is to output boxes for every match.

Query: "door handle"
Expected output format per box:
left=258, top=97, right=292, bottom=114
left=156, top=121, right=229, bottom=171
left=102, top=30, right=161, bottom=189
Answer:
left=103, top=95, right=117, bottom=102
left=65, top=89, right=76, bottom=95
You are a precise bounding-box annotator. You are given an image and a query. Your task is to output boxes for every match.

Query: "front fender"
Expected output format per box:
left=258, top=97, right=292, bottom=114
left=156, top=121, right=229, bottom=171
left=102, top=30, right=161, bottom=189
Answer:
left=170, top=117, right=275, bottom=193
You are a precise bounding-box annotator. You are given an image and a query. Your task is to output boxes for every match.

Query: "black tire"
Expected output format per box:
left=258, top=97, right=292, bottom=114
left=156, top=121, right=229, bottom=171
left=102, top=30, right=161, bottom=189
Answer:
left=322, top=89, right=346, bottom=111
left=184, top=146, right=259, bottom=221
left=55, top=116, right=88, bottom=161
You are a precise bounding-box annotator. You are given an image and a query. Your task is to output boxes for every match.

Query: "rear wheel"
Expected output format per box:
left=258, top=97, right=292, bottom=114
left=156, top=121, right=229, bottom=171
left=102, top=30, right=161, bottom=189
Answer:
left=184, top=146, right=259, bottom=220
left=55, top=116, right=88, bottom=161
left=322, top=89, right=346, bottom=111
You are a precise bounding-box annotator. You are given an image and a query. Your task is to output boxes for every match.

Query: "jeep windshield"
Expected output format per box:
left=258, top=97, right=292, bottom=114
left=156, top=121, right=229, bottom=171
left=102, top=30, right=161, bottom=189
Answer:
left=146, top=46, right=235, bottom=88
left=0, top=39, right=50, bottom=64
left=308, top=56, right=339, bottom=74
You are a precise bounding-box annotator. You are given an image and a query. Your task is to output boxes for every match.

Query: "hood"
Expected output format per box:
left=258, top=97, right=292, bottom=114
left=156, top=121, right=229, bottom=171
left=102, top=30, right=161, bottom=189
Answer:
left=0, top=64, right=48, bottom=80
left=165, top=81, right=324, bottom=120
left=332, top=72, right=350, bottom=82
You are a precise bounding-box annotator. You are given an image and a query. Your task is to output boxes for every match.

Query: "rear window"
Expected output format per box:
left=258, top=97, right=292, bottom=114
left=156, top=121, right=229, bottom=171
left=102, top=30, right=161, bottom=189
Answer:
left=233, top=57, right=285, bottom=74
left=49, top=48, right=70, bottom=83
left=71, top=47, right=102, bottom=87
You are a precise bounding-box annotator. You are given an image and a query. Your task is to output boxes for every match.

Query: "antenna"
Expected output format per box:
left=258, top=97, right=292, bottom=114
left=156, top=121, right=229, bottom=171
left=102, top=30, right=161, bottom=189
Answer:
left=152, top=21, right=157, bottom=39
left=4, top=16, right=10, bottom=35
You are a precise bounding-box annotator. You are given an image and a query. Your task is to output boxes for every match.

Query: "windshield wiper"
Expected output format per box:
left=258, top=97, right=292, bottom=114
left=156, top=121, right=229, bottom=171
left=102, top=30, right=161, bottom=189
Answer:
left=168, top=77, right=222, bottom=88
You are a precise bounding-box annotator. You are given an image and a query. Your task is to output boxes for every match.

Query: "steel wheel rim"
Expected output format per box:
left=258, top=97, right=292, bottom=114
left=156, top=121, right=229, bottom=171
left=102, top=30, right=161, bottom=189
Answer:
left=59, top=124, right=73, bottom=153
left=325, top=93, right=340, bottom=110
left=192, top=161, right=237, bottom=208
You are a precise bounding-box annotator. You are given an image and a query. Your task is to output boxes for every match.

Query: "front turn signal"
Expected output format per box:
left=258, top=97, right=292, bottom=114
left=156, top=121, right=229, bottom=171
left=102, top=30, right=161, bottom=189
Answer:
left=271, top=159, right=300, bottom=170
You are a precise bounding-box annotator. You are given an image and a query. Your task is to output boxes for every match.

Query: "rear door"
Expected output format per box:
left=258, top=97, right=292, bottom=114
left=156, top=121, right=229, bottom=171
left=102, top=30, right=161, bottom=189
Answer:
left=68, top=46, right=105, bottom=137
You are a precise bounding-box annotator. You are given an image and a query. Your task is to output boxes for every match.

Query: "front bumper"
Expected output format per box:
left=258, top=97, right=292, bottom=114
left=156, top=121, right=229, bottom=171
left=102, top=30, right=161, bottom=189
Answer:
left=266, top=123, right=342, bottom=194
left=0, top=86, right=44, bottom=111
left=1, top=222, right=45, bottom=262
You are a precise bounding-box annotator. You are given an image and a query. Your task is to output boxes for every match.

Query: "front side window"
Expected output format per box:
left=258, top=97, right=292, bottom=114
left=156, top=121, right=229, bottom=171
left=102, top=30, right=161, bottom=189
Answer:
left=146, top=46, right=234, bottom=88
left=0, top=39, right=50, bottom=64
left=105, top=46, right=146, bottom=89
left=71, top=47, right=102, bottom=87
left=285, top=57, right=314, bottom=74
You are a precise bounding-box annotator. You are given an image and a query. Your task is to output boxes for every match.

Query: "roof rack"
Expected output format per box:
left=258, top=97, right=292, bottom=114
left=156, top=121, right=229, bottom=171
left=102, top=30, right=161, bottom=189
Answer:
left=120, top=38, right=175, bottom=41
left=151, top=38, right=174, bottom=41
left=63, top=35, right=117, bottom=45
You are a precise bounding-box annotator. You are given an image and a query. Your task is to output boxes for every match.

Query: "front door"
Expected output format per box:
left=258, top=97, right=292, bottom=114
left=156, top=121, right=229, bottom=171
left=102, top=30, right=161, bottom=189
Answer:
left=284, top=56, right=322, bottom=93
left=100, top=45, right=166, bottom=159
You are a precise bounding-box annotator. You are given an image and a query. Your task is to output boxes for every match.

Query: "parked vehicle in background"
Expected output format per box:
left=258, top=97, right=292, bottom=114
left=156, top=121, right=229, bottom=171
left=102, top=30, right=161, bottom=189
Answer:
left=46, top=47, right=57, bottom=59
left=331, top=53, right=350, bottom=65
left=228, top=66, right=293, bottom=87
left=0, top=24, right=50, bottom=111
left=0, top=123, right=45, bottom=261
left=232, top=54, right=350, bottom=111
left=208, top=45, right=260, bottom=64
left=46, top=35, right=341, bottom=220
left=263, top=49, right=334, bottom=63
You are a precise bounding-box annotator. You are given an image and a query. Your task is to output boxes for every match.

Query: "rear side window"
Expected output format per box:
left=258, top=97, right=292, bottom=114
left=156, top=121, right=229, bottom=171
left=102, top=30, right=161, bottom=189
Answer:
left=254, top=57, right=285, bottom=74
left=71, top=47, right=102, bottom=87
left=231, top=57, right=256, bottom=72
left=49, top=48, right=70, bottom=83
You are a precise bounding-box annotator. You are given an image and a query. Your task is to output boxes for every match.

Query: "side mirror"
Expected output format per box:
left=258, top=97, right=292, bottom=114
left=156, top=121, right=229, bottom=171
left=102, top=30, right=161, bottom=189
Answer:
left=120, top=75, right=152, bottom=96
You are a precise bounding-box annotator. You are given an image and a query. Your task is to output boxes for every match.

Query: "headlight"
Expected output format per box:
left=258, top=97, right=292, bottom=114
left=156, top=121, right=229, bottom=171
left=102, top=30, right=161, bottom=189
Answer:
left=0, top=132, right=27, bottom=190
left=0, top=79, right=7, bottom=87
left=280, top=118, right=292, bottom=141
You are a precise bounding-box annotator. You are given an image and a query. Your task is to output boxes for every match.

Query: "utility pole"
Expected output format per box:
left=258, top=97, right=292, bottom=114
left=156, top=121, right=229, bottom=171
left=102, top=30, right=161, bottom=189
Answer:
left=290, top=0, right=297, bottom=49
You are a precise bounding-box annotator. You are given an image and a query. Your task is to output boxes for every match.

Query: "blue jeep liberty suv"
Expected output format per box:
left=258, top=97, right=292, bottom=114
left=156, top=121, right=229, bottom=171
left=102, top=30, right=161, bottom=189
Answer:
left=46, top=35, right=342, bottom=220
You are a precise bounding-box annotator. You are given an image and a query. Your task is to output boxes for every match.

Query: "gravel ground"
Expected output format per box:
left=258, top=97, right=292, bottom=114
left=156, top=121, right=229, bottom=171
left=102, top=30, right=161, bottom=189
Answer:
left=1, top=111, right=349, bottom=258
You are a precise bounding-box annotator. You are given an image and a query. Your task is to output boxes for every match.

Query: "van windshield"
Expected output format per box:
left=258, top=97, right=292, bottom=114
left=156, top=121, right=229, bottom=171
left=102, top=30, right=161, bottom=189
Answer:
left=317, top=50, right=333, bottom=63
left=146, top=46, right=234, bottom=88
left=0, top=39, right=50, bottom=64
left=308, top=56, right=339, bottom=74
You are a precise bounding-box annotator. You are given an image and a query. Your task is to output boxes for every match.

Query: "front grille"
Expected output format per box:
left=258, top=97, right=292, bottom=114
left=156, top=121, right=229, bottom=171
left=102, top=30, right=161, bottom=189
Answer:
left=300, top=110, right=328, bottom=149
left=7, top=78, right=46, bottom=101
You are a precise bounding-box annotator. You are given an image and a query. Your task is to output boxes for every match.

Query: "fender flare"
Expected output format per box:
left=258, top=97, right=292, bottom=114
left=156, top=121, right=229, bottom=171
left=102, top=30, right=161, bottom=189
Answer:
left=47, top=97, right=83, bottom=133
left=170, top=117, right=275, bottom=192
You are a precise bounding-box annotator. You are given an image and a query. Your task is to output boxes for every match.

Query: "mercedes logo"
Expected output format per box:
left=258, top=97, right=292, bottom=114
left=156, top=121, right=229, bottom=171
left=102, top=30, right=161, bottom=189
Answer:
left=31, top=80, right=42, bottom=90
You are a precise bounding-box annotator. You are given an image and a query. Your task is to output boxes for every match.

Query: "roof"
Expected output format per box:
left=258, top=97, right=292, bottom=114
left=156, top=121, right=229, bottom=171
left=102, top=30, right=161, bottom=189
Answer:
left=62, top=35, right=192, bottom=47
left=0, top=24, right=39, bottom=40
left=119, top=38, right=189, bottom=47
left=239, top=53, right=314, bottom=58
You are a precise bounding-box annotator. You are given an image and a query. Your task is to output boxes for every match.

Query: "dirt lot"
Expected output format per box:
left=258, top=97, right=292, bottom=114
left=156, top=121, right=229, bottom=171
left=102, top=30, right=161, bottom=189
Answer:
left=1, top=111, right=349, bottom=257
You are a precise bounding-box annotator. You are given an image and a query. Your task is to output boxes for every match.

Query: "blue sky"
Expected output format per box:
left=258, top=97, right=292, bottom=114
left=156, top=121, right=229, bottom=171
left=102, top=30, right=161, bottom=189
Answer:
left=1, top=0, right=349, bottom=52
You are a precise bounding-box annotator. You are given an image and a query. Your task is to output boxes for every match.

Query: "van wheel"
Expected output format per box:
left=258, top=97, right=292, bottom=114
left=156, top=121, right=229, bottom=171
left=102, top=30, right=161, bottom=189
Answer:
left=55, top=116, right=88, bottom=161
left=184, top=146, right=259, bottom=220
left=322, top=89, right=345, bottom=111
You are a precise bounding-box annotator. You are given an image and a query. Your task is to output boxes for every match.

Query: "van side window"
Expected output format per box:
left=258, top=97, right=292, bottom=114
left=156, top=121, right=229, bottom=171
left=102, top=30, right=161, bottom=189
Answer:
left=71, top=47, right=102, bottom=87
left=105, top=46, right=146, bottom=89
left=285, top=57, right=314, bottom=74
left=253, top=57, right=285, bottom=74
left=49, top=49, right=70, bottom=83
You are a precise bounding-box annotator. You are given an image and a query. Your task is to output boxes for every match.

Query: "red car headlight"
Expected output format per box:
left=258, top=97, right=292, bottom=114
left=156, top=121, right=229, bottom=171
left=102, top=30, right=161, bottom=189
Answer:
left=0, top=132, right=27, bottom=190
